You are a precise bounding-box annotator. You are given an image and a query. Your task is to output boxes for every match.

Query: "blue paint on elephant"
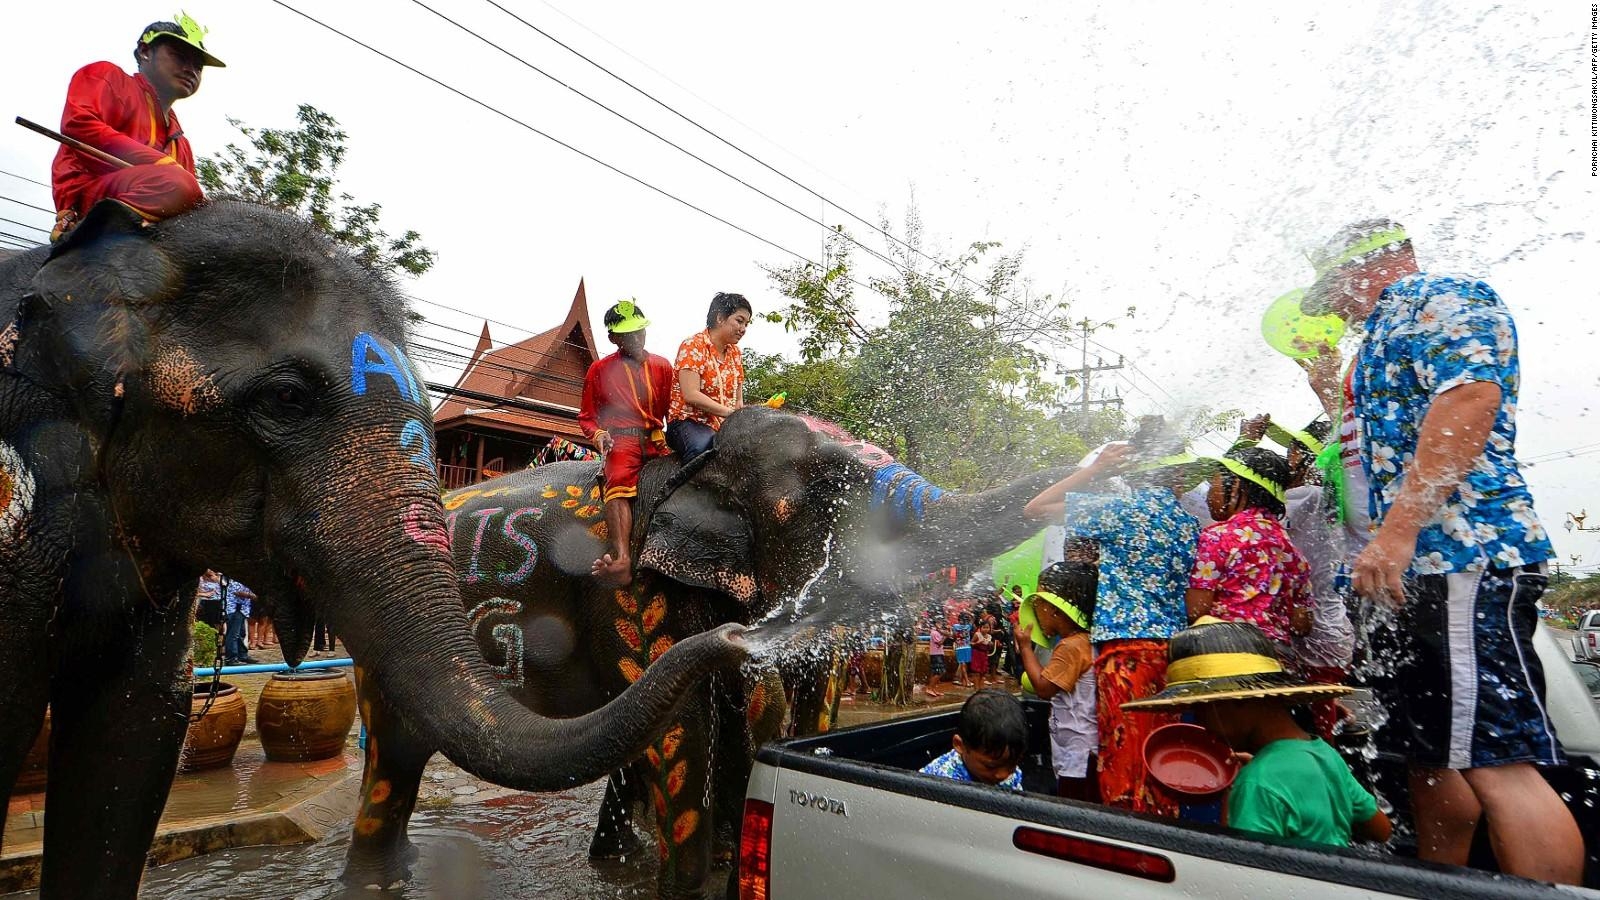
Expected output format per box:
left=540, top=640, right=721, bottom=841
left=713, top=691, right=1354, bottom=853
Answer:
left=869, top=463, right=944, bottom=522
left=499, top=508, right=542, bottom=585
left=350, top=332, right=421, bottom=403
left=399, top=418, right=433, bottom=469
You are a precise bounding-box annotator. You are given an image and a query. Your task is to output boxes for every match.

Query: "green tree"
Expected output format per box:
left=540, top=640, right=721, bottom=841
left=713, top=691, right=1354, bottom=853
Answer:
left=196, top=104, right=436, bottom=276
left=757, top=206, right=1124, bottom=490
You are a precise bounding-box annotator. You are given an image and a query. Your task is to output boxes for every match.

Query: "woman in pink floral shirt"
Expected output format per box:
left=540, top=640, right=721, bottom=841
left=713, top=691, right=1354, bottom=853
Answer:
left=1186, top=448, right=1312, bottom=652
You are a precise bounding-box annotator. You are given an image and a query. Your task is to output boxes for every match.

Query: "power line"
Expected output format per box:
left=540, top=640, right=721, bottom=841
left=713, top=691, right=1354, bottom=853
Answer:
left=0, top=229, right=42, bottom=248
left=479, top=0, right=1014, bottom=301
left=266, top=0, right=845, bottom=276
left=0, top=168, right=49, bottom=189
left=406, top=0, right=915, bottom=283
left=0, top=215, right=48, bottom=236
left=0, top=194, right=53, bottom=215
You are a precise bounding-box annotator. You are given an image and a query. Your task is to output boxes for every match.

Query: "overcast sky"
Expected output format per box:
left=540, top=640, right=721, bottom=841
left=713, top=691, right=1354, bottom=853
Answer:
left=4, top=1, right=1598, bottom=567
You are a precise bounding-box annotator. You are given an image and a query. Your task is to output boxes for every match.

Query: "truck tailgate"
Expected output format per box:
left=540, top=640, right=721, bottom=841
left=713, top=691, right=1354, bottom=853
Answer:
left=750, top=751, right=1571, bottom=900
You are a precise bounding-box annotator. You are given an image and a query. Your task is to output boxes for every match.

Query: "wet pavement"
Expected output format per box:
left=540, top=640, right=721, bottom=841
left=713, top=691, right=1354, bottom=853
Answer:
left=4, top=634, right=981, bottom=898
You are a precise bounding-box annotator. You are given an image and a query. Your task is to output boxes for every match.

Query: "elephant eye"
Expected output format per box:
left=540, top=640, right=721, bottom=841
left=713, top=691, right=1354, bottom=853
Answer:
left=254, top=374, right=318, bottom=418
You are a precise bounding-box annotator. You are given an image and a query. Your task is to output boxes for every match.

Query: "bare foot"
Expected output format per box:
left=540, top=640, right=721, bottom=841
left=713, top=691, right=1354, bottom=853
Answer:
left=591, top=553, right=633, bottom=586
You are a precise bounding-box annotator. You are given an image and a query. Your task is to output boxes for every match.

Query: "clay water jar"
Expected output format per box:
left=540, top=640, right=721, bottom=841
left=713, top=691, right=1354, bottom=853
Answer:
left=180, top=682, right=248, bottom=772
left=13, top=710, right=49, bottom=794
left=257, top=669, right=357, bottom=762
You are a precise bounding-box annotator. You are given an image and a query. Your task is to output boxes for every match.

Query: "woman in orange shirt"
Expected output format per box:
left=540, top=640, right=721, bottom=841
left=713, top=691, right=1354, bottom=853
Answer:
left=666, top=292, right=753, bottom=461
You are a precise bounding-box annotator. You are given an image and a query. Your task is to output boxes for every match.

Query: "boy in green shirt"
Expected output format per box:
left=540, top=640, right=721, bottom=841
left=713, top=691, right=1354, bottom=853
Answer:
left=1124, top=618, right=1391, bottom=848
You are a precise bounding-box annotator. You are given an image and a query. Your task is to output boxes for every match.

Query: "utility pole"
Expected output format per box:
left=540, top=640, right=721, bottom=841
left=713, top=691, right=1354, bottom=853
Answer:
left=1074, top=319, right=1125, bottom=422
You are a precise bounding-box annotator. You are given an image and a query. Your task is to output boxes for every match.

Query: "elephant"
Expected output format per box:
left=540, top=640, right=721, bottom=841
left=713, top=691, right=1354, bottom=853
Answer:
left=0, top=200, right=745, bottom=899
left=416, top=405, right=1067, bottom=897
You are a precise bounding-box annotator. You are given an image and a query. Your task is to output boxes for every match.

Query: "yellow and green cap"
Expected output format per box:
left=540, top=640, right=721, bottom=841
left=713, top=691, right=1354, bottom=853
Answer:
left=1019, top=590, right=1089, bottom=648
left=605, top=299, right=649, bottom=334
left=141, top=12, right=226, bottom=68
left=1264, top=422, right=1325, bottom=456
left=1300, top=219, right=1409, bottom=317
left=1193, top=454, right=1286, bottom=503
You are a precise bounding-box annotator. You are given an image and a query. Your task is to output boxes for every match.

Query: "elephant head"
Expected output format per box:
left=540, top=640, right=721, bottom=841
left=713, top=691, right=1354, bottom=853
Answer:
left=12, top=200, right=744, bottom=790
left=636, top=405, right=1067, bottom=627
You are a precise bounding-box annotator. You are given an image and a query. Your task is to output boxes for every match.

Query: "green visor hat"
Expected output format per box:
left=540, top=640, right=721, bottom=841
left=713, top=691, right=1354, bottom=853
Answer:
left=1299, top=223, right=1409, bottom=317
left=606, top=299, right=650, bottom=334
left=1264, top=422, right=1325, bottom=456
left=1261, top=287, right=1344, bottom=359
left=142, top=12, right=226, bottom=67
left=1019, top=590, right=1090, bottom=648
left=1192, top=454, right=1287, bottom=503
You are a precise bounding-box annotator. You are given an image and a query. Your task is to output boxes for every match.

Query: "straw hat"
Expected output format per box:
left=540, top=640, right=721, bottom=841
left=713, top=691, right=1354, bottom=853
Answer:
left=1121, top=618, right=1352, bottom=711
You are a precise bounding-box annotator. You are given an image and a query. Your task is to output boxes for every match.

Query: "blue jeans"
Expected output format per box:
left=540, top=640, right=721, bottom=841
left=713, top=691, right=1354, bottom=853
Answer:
left=224, top=611, right=248, bottom=661
left=666, top=420, right=716, bottom=462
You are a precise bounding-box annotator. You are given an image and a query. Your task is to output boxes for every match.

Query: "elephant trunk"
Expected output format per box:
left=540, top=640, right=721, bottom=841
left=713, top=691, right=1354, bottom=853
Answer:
left=355, top=615, right=746, bottom=791
left=301, top=424, right=745, bottom=792
left=887, top=465, right=1072, bottom=570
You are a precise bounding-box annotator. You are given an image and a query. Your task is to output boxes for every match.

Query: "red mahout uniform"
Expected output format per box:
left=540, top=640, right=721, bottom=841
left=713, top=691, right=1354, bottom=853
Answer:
left=579, top=350, right=674, bottom=502
left=51, top=62, right=203, bottom=233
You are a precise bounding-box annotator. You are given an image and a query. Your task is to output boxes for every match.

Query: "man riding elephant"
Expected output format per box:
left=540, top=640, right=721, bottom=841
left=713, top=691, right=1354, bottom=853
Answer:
left=50, top=15, right=220, bottom=239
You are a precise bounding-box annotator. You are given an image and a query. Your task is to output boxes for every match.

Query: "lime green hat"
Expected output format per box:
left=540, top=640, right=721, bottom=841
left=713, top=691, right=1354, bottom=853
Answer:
left=141, top=12, right=226, bottom=67
left=1018, top=590, right=1089, bottom=649
left=604, top=299, right=650, bottom=334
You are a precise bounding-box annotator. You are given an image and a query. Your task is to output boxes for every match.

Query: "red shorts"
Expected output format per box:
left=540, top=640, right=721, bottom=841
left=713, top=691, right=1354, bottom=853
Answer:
left=601, top=433, right=665, bottom=502
left=1095, top=639, right=1179, bottom=817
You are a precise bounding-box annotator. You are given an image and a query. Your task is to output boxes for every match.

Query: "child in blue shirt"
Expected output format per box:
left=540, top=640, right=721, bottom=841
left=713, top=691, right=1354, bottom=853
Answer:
left=920, top=689, right=1028, bottom=790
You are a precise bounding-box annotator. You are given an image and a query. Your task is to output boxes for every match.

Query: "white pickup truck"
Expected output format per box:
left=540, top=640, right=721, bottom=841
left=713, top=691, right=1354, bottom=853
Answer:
left=1573, top=610, right=1600, bottom=662
left=741, top=626, right=1600, bottom=898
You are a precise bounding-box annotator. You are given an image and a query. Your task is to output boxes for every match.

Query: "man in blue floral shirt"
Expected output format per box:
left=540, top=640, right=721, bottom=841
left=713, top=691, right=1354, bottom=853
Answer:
left=1300, top=219, right=1580, bottom=885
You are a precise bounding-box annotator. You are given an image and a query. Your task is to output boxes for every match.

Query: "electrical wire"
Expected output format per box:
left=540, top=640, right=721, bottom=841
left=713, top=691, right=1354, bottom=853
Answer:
left=0, top=168, right=49, bottom=189
left=478, top=0, right=1024, bottom=302
left=0, top=194, right=53, bottom=215
left=408, top=0, right=921, bottom=283
left=0, top=215, right=49, bottom=236
left=267, top=0, right=852, bottom=277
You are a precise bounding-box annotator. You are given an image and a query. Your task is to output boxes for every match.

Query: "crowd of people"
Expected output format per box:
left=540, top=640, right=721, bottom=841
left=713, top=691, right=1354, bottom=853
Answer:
left=918, top=219, right=1582, bottom=885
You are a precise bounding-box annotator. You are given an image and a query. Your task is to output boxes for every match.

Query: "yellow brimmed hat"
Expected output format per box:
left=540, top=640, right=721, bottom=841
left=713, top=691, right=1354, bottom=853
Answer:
left=604, top=299, right=650, bottom=334
left=141, top=12, right=226, bottom=67
left=1018, top=590, right=1090, bottom=648
left=1121, top=618, right=1352, bottom=711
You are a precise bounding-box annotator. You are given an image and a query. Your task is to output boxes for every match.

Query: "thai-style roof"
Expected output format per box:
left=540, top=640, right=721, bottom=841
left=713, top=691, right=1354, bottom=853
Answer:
left=432, top=279, right=598, bottom=441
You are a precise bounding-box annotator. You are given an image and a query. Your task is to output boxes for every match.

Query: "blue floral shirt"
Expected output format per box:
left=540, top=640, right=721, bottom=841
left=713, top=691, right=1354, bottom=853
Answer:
left=1063, top=489, right=1198, bottom=643
left=1352, top=274, right=1553, bottom=574
left=918, top=748, right=1024, bottom=791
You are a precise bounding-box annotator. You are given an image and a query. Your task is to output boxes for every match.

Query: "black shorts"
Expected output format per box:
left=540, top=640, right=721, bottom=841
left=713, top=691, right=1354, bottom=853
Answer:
left=1374, top=563, right=1564, bottom=769
left=929, top=653, right=947, bottom=676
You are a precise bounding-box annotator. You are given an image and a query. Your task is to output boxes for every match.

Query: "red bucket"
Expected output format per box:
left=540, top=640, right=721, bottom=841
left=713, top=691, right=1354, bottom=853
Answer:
left=1144, top=723, right=1240, bottom=802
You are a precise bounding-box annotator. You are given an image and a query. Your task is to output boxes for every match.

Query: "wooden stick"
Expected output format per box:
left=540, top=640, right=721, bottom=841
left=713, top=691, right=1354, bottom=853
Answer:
left=15, top=116, right=132, bottom=170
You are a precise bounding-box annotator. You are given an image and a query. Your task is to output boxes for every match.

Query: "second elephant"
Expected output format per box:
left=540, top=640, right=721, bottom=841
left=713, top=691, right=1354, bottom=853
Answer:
left=364, top=406, right=1064, bottom=897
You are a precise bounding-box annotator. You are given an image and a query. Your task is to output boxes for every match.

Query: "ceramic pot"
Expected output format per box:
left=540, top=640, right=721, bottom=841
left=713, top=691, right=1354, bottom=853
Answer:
left=13, top=711, right=49, bottom=794
left=180, top=682, right=248, bottom=772
left=257, top=669, right=357, bottom=762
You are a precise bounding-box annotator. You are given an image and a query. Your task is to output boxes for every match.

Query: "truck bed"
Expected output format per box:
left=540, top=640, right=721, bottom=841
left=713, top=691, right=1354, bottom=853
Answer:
left=744, top=698, right=1600, bottom=899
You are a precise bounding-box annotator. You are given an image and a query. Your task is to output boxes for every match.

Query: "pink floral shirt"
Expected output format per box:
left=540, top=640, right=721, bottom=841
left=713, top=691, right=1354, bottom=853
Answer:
left=1190, top=508, right=1311, bottom=646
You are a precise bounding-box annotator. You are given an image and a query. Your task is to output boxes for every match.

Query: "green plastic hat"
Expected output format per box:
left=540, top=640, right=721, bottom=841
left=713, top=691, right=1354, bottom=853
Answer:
left=141, top=11, right=226, bottom=67
left=1019, top=591, right=1090, bottom=648
left=1191, top=454, right=1287, bottom=503
left=605, top=299, right=649, bottom=334
left=1261, top=288, right=1344, bottom=359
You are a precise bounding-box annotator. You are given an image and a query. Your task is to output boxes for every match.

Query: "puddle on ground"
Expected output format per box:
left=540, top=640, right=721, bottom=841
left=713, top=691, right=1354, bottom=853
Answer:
left=12, top=783, right=721, bottom=900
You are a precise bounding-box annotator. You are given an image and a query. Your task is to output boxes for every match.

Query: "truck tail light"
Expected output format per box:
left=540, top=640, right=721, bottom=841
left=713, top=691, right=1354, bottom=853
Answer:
left=1013, top=826, right=1175, bottom=883
left=1588, top=632, right=1596, bottom=649
left=739, top=798, right=775, bottom=900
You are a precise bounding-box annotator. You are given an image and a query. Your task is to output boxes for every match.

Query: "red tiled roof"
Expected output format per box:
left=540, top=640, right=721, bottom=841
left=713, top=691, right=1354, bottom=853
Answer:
left=433, top=279, right=598, bottom=441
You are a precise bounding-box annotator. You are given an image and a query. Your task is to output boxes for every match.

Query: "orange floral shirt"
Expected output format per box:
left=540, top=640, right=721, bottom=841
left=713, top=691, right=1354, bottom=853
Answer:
left=667, top=330, right=744, bottom=429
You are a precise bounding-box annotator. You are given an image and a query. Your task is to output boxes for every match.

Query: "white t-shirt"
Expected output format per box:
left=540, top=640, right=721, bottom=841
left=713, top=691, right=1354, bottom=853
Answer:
left=1284, top=485, right=1356, bottom=669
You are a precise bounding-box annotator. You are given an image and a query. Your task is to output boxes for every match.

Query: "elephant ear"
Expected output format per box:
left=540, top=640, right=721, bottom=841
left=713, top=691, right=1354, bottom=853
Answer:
left=18, top=200, right=178, bottom=409
left=636, top=472, right=758, bottom=604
